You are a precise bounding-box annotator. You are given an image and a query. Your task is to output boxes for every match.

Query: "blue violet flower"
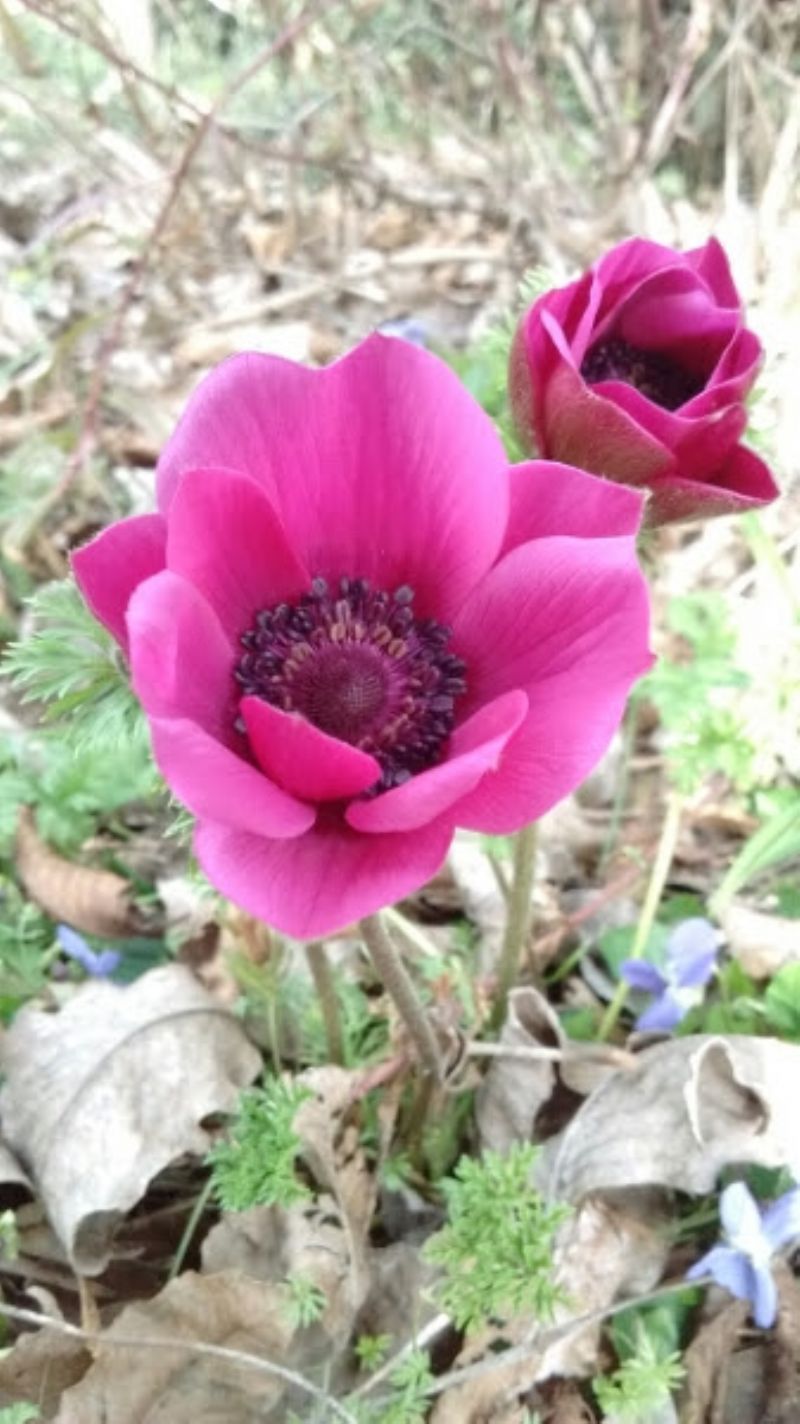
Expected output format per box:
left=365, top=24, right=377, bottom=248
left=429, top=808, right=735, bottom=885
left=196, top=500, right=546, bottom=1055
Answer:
left=687, top=1180, right=800, bottom=1328
left=57, top=924, right=121, bottom=978
left=621, top=916, right=718, bottom=1031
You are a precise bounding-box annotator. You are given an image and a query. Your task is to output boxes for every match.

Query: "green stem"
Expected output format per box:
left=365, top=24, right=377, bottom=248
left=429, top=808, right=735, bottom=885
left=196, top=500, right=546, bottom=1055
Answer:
left=360, top=914, right=443, bottom=1081
left=597, top=790, right=684, bottom=1041
left=491, top=821, right=538, bottom=1029
left=168, top=1176, right=215, bottom=1281
left=306, top=940, right=345, bottom=1065
left=598, top=697, right=638, bottom=874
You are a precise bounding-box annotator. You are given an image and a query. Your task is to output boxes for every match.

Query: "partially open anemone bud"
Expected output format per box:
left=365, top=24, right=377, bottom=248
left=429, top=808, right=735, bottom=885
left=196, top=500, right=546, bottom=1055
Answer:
left=509, top=237, right=779, bottom=526
left=73, top=335, right=652, bottom=939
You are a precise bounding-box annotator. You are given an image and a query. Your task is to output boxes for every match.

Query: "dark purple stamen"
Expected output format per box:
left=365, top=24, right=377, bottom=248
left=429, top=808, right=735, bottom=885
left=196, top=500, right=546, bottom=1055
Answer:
left=580, top=336, right=703, bottom=411
left=235, top=577, right=468, bottom=795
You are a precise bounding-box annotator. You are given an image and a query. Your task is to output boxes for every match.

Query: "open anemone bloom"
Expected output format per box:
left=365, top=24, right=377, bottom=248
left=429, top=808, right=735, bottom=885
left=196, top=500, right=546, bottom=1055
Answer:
left=73, top=335, right=651, bottom=938
left=509, top=237, right=779, bottom=525
left=687, top=1181, right=800, bottom=1328
left=621, top=917, right=719, bottom=1032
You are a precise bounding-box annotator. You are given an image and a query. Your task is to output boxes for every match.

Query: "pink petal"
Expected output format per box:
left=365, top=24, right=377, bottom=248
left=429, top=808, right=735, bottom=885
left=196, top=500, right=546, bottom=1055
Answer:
left=593, top=238, right=689, bottom=323
left=591, top=382, right=747, bottom=475
left=166, top=467, right=309, bottom=638
left=686, top=236, right=740, bottom=307
left=608, top=267, right=736, bottom=375
left=449, top=536, right=652, bottom=831
left=71, top=514, right=167, bottom=653
left=241, top=696, right=381, bottom=802
left=645, top=445, right=780, bottom=525
left=537, top=349, right=673, bottom=485
left=150, top=717, right=315, bottom=837
left=194, top=813, right=454, bottom=938
left=346, top=690, right=529, bottom=834
left=127, top=570, right=236, bottom=740
left=501, top=461, right=644, bottom=555
left=698, top=326, right=761, bottom=405
left=157, top=335, right=507, bottom=621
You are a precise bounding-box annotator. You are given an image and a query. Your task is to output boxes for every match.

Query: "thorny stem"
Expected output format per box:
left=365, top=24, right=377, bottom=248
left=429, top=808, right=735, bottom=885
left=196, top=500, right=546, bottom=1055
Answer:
left=306, top=940, right=345, bottom=1065
left=491, top=821, right=538, bottom=1030
left=360, top=914, right=444, bottom=1081
left=597, top=789, right=684, bottom=1041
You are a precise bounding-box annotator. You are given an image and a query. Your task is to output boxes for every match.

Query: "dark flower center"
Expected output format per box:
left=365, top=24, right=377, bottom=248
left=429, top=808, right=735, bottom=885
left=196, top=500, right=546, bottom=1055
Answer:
left=234, top=577, right=468, bottom=795
left=580, top=337, right=703, bottom=411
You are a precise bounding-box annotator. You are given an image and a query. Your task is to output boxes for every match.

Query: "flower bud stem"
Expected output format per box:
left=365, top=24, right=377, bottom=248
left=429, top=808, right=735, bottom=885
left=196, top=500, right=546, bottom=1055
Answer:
left=597, top=789, right=684, bottom=1041
left=306, top=940, right=345, bottom=1065
left=491, top=821, right=538, bottom=1030
left=360, top=914, right=443, bottom=1081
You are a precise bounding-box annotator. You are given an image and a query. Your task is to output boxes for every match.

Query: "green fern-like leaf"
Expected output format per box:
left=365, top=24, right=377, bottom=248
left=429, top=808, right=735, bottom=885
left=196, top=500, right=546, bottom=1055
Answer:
left=3, top=579, right=146, bottom=751
left=207, top=1076, right=312, bottom=1212
left=424, top=1143, right=569, bottom=1332
left=593, top=1347, right=685, bottom=1419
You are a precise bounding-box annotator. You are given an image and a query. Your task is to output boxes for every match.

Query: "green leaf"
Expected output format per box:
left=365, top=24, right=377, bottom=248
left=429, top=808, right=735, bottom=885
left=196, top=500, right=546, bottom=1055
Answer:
left=207, top=1076, right=312, bottom=1212
left=597, top=923, right=669, bottom=979
left=711, top=799, right=800, bottom=917
left=423, top=1144, right=569, bottom=1332
left=764, top=962, right=800, bottom=1040
left=3, top=579, right=147, bottom=752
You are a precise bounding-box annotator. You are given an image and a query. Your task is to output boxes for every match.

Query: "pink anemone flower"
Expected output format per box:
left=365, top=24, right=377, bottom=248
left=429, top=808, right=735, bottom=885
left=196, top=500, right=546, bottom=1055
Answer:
left=73, top=335, right=652, bottom=938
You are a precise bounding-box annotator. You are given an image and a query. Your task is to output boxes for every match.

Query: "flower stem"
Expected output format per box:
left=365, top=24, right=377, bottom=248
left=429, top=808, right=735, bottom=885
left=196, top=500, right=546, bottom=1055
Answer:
left=597, top=789, right=684, bottom=1041
left=306, top=940, right=345, bottom=1065
left=491, top=821, right=538, bottom=1030
left=360, top=914, right=443, bottom=1081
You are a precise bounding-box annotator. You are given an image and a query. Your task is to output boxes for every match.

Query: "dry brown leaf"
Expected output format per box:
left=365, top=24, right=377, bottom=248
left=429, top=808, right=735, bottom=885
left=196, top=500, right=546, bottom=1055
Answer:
left=54, top=1270, right=297, bottom=1423
left=201, top=1196, right=358, bottom=1353
left=0, top=1137, right=33, bottom=1203
left=477, top=988, right=563, bottom=1152
left=547, top=1036, right=800, bottom=1202
left=0, top=964, right=260, bottom=1273
left=680, top=1296, right=748, bottom=1424
left=0, top=1325, right=91, bottom=1415
left=721, top=901, right=800, bottom=979
left=534, top=1378, right=598, bottom=1422
left=202, top=1064, right=388, bottom=1370
left=476, top=989, right=618, bottom=1155
left=15, top=807, right=146, bottom=939
left=293, top=1064, right=380, bottom=1292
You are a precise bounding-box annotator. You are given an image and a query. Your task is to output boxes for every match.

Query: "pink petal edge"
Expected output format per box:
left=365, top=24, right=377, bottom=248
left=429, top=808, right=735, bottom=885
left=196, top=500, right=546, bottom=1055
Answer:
left=346, top=689, right=529, bottom=834
left=194, top=814, right=454, bottom=939
left=71, top=514, right=167, bottom=653
left=241, top=696, right=381, bottom=802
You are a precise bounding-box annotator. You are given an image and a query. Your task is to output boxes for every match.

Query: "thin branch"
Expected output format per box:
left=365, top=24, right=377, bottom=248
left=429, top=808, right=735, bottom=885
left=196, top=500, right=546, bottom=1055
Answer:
left=467, top=1040, right=636, bottom=1070
left=420, top=1275, right=712, bottom=1401
left=0, top=1301, right=359, bottom=1423
left=36, top=0, right=342, bottom=515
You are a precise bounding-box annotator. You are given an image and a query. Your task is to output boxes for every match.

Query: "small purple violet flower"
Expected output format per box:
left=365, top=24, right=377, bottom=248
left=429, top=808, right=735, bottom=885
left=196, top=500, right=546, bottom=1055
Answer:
left=686, top=1181, right=800, bottom=1328
left=621, top=917, right=718, bottom=1031
left=57, top=924, right=121, bottom=978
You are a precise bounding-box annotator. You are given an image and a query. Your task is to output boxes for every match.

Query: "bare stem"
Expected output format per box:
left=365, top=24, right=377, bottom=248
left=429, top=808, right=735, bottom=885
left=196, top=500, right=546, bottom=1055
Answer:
left=360, top=914, right=443, bottom=1081
left=491, top=821, right=538, bottom=1029
left=306, top=940, right=345, bottom=1065
left=597, top=789, right=684, bottom=1041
